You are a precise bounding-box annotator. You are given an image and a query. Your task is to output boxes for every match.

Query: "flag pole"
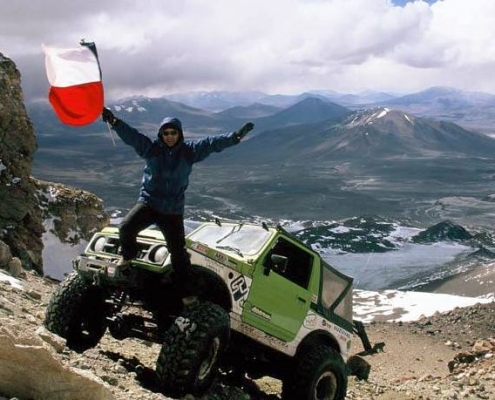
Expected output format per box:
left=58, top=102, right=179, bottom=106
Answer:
left=106, top=122, right=117, bottom=147
left=80, top=39, right=116, bottom=147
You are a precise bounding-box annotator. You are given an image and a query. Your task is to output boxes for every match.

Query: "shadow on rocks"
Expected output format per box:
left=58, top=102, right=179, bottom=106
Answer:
left=100, top=350, right=161, bottom=392
left=100, top=350, right=281, bottom=399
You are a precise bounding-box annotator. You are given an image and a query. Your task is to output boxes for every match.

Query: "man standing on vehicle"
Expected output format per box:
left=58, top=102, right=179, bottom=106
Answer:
left=102, top=107, right=254, bottom=296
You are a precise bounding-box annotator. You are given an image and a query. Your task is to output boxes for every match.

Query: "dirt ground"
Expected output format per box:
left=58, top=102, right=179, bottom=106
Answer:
left=1, top=269, right=495, bottom=400
left=344, top=262, right=495, bottom=399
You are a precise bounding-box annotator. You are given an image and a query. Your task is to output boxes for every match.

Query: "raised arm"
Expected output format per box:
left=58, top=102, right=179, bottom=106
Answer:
left=191, top=122, right=254, bottom=163
left=102, top=107, right=153, bottom=157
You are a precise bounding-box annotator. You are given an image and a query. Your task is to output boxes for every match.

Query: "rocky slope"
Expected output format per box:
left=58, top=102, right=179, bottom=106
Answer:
left=0, top=52, right=42, bottom=273
left=1, top=270, right=495, bottom=400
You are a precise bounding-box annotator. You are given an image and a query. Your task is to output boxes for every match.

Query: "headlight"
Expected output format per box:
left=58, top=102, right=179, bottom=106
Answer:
left=93, top=237, right=106, bottom=253
left=150, top=245, right=168, bottom=264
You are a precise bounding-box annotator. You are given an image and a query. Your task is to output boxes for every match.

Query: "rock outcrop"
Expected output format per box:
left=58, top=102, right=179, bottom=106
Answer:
left=0, top=52, right=43, bottom=273
left=35, top=179, right=109, bottom=245
left=0, top=323, right=115, bottom=400
left=0, top=53, right=109, bottom=277
left=412, top=220, right=472, bottom=243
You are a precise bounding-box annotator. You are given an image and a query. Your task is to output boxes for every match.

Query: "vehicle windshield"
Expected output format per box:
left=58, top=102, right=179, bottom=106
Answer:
left=188, top=224, right=273, bottom=256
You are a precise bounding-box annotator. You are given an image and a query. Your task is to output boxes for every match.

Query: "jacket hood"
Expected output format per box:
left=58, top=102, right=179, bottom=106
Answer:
left=157, top=117, right=184, bottom=143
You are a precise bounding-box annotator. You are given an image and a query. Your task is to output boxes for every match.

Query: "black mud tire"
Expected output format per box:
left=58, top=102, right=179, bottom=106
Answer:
left=44, top=271, right=108, bottom=352
left=282, top=345, right=348, bottom=400
left=156, top=301, right=230, bottom=397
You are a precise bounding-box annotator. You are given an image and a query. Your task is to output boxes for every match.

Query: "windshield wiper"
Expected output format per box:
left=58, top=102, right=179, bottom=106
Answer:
left=216, top=223, right=244, bottom=244
left=216, top=245, right=244, bottom=258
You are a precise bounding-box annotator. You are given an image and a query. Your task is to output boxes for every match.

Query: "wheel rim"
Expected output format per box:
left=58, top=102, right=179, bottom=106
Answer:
left=315, top=371, right=338, bottom=400
left=198, top=337, right=220, bottom=380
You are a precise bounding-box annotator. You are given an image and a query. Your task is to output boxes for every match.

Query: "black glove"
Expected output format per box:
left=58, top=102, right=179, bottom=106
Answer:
left=235, top=122, right=254, bottom=141
left=102, top=107, right=118, bottom=126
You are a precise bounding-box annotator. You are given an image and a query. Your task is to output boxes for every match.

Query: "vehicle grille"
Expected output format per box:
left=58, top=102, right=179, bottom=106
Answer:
left=88, top=234, right=169, bottom=266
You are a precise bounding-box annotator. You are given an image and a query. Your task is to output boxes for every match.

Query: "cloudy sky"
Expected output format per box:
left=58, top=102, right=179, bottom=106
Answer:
left=2, top=0, right=495, bottom=102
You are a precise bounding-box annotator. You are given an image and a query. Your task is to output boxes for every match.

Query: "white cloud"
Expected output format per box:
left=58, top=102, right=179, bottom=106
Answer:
left=2, top=0, right=495, bottom=100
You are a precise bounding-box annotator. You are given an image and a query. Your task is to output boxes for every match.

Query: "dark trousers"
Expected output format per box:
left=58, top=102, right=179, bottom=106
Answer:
left=119, top=202, right=191, bottom=285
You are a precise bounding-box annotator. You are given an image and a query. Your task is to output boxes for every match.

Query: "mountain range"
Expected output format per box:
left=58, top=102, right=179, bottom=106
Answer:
left=210, top=107, right=495, bottom=165
left=28, top=86, right=495, bottom=227
left=161, top=86, right=495, bottom=134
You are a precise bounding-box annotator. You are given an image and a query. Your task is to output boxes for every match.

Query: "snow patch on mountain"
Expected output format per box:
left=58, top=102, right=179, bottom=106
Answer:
left=0, top=270, right=22, bottom=289
left=346, top=107, right=391, bottom=128
left=375, top=108, right=389, bottom=119
left=353, top=289, right=492, bottom=323
left=114, top=100, right=147, bottom=113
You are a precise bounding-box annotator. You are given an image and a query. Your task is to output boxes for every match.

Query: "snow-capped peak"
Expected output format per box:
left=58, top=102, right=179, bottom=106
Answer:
left=347, top=107, right=390, bottom=128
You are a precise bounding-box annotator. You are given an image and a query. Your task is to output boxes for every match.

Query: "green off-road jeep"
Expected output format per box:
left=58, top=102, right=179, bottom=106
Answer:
left=45, top=220, right=368, bottom=399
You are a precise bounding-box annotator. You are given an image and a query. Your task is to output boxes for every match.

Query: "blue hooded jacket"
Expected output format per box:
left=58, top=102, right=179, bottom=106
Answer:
left=113, top=116, right=240, bottom=215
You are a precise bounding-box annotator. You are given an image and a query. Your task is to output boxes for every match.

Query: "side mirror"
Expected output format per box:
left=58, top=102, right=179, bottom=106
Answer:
left=271, top=254, right=288, bottom=274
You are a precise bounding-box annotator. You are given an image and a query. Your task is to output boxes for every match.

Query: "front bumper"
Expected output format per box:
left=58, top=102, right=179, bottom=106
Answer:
left=75, top=256, right=137, bottom=286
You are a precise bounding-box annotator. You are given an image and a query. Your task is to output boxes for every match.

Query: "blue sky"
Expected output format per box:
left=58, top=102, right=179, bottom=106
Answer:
left=2, top=0, right=495, bottom=101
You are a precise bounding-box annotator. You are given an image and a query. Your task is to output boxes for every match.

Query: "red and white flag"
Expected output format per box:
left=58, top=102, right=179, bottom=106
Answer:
left=43, top=42, right=104, bottom=126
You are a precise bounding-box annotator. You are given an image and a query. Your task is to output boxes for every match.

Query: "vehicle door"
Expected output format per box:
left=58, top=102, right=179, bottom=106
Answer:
left=242, top=236, right=314, bottom=342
